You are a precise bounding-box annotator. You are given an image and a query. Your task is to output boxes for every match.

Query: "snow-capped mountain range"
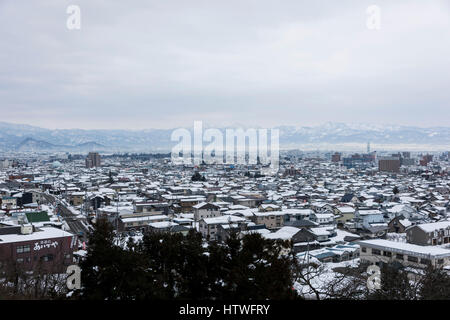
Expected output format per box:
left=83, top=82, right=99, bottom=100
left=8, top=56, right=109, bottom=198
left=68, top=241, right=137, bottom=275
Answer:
left=0, top=122, right=448, bottom=152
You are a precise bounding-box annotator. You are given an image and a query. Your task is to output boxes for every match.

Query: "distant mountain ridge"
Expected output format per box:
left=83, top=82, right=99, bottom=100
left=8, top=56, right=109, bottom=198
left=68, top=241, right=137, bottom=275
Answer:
left=15, top=137, right=106, bottom=152
left=0, top=121, right=449, bottom=152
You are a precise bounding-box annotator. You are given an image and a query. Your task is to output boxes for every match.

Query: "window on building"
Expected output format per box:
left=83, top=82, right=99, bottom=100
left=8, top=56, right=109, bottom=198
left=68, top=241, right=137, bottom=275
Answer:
left=372, top=249, right=381, bottom=255
left=16, top=245, right=31, bottom=254
left=383, top=251, right=392, bottom=257
left=438, top=259, right=444, bottom=265
left=16, top=258, right=24, bottom=264
left=361, top=247, right=367, bottom=253
left=420, top=258, right=431, bottom=265
left=41, top=254, right=54, bottom=262
left=407, top=256, right=418, bottom=263
left=396, top=254, right=404, bottom=260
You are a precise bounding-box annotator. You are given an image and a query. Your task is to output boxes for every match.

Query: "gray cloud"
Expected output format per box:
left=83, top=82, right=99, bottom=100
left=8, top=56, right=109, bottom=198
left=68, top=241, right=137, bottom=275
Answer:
left=0, top=0, right=449, bottom=129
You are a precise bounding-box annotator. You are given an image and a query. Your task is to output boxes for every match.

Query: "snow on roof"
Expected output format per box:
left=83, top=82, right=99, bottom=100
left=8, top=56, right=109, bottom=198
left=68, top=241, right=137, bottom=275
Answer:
left=387, top=204, right=413, bottom=213
left=0, top=227, right=73, bottom=244
left=263, top=226, right=300, bottom=240
left=399, top=219, right=412, bottom=228
left=121, top=215, right=169, bottom=223
left=223, top=209, right=256, bottom=217
left=148, top=221, right=179, bottom=228
left=338, top=207, right=355, bottom=213
left=358, top=239, right=450, bottom=257
left=241, top=229, right=271, bottom=236
left=180, top=197, right=205, bottom=202
left=310, top=227, right=332, bottom=236
left=228, top=204, right=250, bottom=210
left=134, top=202, right=168, bottom=206
left=71, top=192, right=85, bottom=196
left=357, top=209, right=383, bottom=215
left=202, top=215, right=247, bottom=225
left=253, top=210, right=285, bottom=217
left=314, top=213, right=334, bottom=218
left=415, top=221, right=450, bottom=233
left=73, top=249, right=87, bottom=257
left=283, top=208, right=312, bottom=215
left=192, top=202, right=207, bottom=209
left=330, top=229, right=360, bottom=242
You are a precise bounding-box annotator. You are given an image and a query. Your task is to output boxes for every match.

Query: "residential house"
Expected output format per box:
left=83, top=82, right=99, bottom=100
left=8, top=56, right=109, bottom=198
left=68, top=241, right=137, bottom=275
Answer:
left=388, top=216, right=412, bottom=233
left=309, top=212, right=335, bottom=226
left=198, top=215, right=247, bottom=241
left=405, top=221, right=450, bottom=246
left=334, top=206, right=356, bottom=226
left=251, top=211, right=285, bottom=229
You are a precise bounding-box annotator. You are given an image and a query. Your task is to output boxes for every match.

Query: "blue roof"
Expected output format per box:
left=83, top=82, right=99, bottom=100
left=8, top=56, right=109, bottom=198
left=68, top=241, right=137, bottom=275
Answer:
left=313, top=251, right=337, bottom=259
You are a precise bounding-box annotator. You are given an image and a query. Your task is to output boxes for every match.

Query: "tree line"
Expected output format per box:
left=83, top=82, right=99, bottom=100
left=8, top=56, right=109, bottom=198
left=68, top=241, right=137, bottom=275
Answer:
left=77, top=219, right=297, bottom=300
left=2, top=219, right=450, bottom=300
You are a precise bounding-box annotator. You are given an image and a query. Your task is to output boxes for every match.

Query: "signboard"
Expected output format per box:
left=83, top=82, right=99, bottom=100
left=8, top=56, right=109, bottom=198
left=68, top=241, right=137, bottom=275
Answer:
left=33, top=240, right=59, bottom=251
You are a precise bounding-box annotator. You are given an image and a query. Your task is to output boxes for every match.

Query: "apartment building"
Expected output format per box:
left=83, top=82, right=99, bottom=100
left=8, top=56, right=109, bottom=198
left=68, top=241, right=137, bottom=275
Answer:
left=359, top=239, right=450, bottom=269
left=193, top=202, right=221, bottom=221
left=378, top=156, right=401, bottom=173
left=85, top=152, right=101, bottom=168
left=0, top=224, right=76, bottom=273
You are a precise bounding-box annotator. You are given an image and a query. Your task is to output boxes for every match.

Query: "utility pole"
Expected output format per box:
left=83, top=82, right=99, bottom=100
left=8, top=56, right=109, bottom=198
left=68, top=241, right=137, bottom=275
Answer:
left=116, top=191, right=119, bottom=233
left=84, top=190, right=88, bottom=218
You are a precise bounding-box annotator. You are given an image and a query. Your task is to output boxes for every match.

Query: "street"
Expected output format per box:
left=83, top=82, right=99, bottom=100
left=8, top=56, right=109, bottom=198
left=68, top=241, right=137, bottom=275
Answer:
left=41, top=192, right=91, bottom=243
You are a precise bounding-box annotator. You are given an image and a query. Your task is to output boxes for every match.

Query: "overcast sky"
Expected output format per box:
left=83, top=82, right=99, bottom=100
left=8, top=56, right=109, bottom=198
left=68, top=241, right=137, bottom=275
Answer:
left=0, top=0, right=449, bottom=130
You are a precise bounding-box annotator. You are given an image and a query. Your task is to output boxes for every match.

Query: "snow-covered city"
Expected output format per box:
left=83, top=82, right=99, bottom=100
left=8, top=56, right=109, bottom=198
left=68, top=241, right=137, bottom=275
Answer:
left=1, top=150, right=449, bottom=300
left=1, top=0, right=449, bottom=315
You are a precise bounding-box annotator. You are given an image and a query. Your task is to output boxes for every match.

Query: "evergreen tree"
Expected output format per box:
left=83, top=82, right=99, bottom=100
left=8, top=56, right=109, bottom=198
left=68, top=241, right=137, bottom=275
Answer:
left=108, top=170, right=114, bottom=184
left=79, top=218, right=151, bottom=299
left=368, top=263, right=416, bottom=300
left=79, top=222, right=298, bottom=300
left=212, top=231, right=297, bottom=300
left=419, top=266, right=450, bottom=300
left=173, top=230, right=210, bottom=299
left=191, top=171, right=206, bottom=181
left=191, top=172, right=202, bottom=181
